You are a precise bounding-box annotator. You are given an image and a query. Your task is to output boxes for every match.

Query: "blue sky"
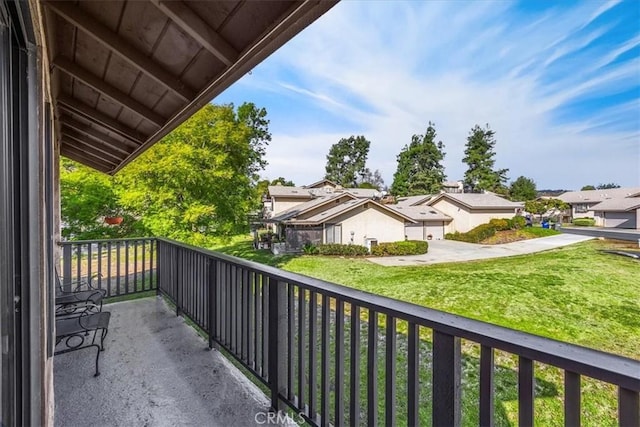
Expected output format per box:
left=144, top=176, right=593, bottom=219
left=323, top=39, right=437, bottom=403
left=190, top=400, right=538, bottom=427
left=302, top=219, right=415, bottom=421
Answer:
left=215, top=0, right=640, bottom=190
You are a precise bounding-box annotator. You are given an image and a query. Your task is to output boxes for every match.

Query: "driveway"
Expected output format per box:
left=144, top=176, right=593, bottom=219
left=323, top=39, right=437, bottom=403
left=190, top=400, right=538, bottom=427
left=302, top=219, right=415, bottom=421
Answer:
left=367, top=234, right=594, bottom=266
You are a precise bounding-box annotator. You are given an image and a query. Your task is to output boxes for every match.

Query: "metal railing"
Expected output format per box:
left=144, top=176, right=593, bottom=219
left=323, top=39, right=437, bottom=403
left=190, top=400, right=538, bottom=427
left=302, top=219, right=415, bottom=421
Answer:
left=63, top=237, right=640, bottom=426
left=60, top=238, right=157, bottom=298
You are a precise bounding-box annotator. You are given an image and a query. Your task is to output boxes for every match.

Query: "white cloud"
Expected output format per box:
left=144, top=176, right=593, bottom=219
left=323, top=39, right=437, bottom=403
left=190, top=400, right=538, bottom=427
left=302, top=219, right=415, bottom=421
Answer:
left=242, top=1, right=639, bottom=189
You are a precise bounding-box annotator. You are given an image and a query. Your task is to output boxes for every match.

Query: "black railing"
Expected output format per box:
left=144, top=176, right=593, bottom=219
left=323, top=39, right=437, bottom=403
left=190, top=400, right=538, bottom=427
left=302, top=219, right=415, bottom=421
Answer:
left=64, top=237, right=640, bottom=426
left=60, top=238, right=157, bottom=298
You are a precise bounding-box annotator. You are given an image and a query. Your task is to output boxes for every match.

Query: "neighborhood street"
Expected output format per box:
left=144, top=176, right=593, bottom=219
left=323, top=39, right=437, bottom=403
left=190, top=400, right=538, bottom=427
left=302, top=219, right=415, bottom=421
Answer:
left=560, top=226, right=640, bottom=242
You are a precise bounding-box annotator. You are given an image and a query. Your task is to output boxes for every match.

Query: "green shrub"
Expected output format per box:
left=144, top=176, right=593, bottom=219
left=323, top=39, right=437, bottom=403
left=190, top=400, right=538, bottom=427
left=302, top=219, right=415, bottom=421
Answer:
left=371, top=240, right=428, bottom=256
left=572, top=217, right=595, bottom=226
left=489, top=218, right=510, bottom=231
left=317, top=243, right=368, bottom=256
left=446, top=223, right=496, bottom=243
left=302, top=242, right=319, bottom=255
left=510, top=215, right=527, bottom=230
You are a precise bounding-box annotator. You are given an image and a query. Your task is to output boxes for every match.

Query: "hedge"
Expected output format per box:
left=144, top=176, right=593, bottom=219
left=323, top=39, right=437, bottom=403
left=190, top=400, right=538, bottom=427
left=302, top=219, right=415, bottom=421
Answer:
left=446, top=223, right=497, bottom=243
left=371, top=240, right=429, bottom=256
left=317, top=243, right=369, bottom=256
left=509, top=215, right=527, bottom=229
left=572, top=217, right=595, bottom=226
left=489, top=218, right=510, bottom=231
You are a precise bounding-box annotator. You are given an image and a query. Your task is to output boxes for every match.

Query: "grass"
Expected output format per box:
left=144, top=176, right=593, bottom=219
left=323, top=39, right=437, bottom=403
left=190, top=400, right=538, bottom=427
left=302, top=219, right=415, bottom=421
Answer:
left=211, top=236, right=639, bottom=426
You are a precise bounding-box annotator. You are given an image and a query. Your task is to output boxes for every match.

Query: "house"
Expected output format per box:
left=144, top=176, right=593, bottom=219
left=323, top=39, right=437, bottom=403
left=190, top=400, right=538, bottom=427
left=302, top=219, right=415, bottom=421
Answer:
left=591, top=198, right=640, bottom=229
left=396, top=194, right=433, bottom=206
left=425, top=193, right=524, bottom=233
left=558, top=187, right=640, bottom=228
left=389, top=205, right=452, bottom=240
left=268, top=195, right=415, bottom=251
left=266, top=182, right=379, bottom=217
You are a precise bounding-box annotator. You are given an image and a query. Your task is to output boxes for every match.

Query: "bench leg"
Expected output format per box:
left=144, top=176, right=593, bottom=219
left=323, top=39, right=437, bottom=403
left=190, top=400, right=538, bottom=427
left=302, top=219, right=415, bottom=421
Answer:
left=94, top=344, right=101, bottom=377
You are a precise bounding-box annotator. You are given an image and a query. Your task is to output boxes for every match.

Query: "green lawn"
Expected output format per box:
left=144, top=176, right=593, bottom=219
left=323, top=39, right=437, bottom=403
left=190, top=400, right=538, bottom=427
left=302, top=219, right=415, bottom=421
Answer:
left=213, top=237, right=639, bottom=426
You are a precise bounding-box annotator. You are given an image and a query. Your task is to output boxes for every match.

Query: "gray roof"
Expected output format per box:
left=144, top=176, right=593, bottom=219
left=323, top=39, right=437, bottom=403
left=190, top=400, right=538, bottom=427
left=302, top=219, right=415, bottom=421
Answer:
left=269, top=194, right=352, bottom=222
left=267, top=185, right=313, bottom=198
left=388, top=205, right=452, bottom=221
left=268, top=185, right=378, bottom=199
left=428, top=193, right=523, bottom=209
left=287, top=199, right=416, bottom=225
left=558, top=187, right=640, bottom=204
left=591, top=198, right=640, bottom=212
left=396, top=194, right=432, bottom=206
left=303, top=179, right=338, bottom=189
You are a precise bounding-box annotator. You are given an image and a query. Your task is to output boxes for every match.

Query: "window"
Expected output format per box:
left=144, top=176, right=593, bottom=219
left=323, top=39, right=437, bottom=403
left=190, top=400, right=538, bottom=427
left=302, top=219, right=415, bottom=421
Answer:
left=325, top=224, right=342, bottom=244
left=575, top=203, right=590, bottom=213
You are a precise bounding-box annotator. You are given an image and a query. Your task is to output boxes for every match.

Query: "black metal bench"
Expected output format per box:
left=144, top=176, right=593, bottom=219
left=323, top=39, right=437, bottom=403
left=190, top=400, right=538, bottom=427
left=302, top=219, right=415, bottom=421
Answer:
left=55, top=269, right=106, bottom=316
left=55, top=311, right=111, bottom=377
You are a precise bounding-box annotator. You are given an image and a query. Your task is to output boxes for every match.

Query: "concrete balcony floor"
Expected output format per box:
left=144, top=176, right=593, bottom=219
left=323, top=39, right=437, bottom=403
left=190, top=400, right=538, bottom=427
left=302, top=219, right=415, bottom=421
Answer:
left=54, top=297, right=271, bottom=426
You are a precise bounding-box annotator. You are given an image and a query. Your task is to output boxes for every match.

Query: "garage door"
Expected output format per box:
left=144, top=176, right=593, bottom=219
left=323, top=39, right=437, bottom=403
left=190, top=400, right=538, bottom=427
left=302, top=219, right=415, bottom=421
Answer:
left=604, top=212, right=637, bottom=229
left=405, top=223, right=424, bottom=240
left=425, top=221, right=445, bottom=240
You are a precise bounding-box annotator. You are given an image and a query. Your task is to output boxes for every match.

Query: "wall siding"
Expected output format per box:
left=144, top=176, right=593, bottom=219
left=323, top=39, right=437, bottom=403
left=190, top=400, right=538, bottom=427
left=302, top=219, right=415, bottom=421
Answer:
left=330, top=205, right=406, bottom=245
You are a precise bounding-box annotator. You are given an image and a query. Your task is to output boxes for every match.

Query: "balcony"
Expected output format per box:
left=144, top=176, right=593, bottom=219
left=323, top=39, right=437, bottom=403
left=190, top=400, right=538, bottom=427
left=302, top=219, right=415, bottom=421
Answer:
left=57, top=238, right=640, bottom=426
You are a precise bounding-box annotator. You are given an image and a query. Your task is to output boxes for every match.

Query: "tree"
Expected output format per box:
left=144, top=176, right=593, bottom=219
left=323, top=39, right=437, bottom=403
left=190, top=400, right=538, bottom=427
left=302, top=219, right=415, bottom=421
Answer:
left=256, top=177, right=295, bottom=200
left=596, top=183, right=620, bottom=189
left=60, top=159, right=143, bottom=240
left=390, top=122, right=446, bottom=196
left=462, top=124, right=508, bottom=193
left=270, top=177, right=295, bottom=186
left=509, top=176, right=537, bottom=201
left=580, top=185, right=596, bottom=191
left=524, top=198, right=569, bottom=222
left=117, top=103, right=270, bottom=245
left=324, top=135, right=370, bottom=187
left=357, top=168, right=385, bottom=190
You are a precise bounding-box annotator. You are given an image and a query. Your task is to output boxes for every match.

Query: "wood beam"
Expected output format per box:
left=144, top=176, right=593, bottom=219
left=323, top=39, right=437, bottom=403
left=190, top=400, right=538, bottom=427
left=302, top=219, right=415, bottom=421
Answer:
left=150, top=0, right=239, bottom=66
left=60, top=115, right=132, bottom=155
left=61, top=133, right=123, bottom=164
left=44, top=1, right=195, bottom=103
left=60, top=145, right=114, bottom=173
left=53, top=56, right=166, bottom=127
left=57, top=94, right=145, bottom=146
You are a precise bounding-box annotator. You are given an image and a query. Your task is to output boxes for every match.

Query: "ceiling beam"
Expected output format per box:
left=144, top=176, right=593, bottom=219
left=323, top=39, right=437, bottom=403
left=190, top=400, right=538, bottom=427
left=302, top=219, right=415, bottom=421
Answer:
left=60, top=115, right=132, bottom=155
left=43, top=1, right=195, bottom=103
left=61, top=133, right=123, bottom=164
left=57, top=94, right=146, bottom=146
left=53, top=56, right=166, bottom=127
left=150, top=0, right=239, bottom=66
left=60, top=145, right=114, bottom=173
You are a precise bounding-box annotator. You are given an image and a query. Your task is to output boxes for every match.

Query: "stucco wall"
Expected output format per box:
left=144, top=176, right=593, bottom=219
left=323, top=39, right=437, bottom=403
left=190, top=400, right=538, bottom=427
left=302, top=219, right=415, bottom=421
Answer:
left=431, top=199, right=516, bottom=233
left=330, top=205, right=406, bottom=245
left=272, top=197, right=309, bottom=215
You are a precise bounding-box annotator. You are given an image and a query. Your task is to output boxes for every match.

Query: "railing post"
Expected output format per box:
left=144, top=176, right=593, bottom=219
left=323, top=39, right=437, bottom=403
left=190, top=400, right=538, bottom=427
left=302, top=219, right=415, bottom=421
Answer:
left=154, top=239, right=160, bottom=296
left=268, top=277, right=286, bottom=412
left=176, top=246, right=182, bottom=317
left=432, top=330, right=461, bottom=427
left=208, top=258, right=218, bottom=350
left=62, top=243, right=72, bottom=292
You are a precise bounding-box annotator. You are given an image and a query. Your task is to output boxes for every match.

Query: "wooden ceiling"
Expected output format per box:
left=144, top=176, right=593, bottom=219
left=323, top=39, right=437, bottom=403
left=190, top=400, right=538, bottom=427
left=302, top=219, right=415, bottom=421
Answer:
left=42, top=0, right=337, bottom=173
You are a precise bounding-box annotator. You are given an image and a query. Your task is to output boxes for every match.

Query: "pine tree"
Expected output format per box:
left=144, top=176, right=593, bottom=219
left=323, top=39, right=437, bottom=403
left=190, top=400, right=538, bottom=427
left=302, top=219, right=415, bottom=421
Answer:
left=462, top=124, right=508, bottom=192
left=324, top=136, right=371, bottom=187
left=391, top=122, right=446, bottom=196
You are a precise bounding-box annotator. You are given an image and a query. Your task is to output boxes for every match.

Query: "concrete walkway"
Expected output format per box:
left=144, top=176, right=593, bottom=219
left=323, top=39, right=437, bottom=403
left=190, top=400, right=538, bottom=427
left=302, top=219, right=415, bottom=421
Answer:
left=54, top=297, right=271, bottom=427
left=368, top=234, right=593, bottom=266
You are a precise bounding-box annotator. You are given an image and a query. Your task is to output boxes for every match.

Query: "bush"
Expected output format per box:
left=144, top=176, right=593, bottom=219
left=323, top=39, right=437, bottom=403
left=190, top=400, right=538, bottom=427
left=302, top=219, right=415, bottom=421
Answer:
left=489, top=218, right=510, bottom=231
left=446, top=223, right=496, bottom=243
left=302, top=242, right=319, bottom=255
left=509, top=215, right=527, bottom=230
left=572, top=217, right=595, bottom=226
left=317, top=243, right=369, bottom=256
left=371, top=240, right=428, bottom=256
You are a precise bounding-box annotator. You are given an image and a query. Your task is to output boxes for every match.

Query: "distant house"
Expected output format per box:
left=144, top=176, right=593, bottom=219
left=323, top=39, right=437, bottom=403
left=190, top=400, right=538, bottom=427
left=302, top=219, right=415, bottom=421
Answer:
left=266, top=182, right=379, bottom=217
left=268, top=195, right=415, bottom=251
left=558, top=187, right=640, bottom=229
left=425, top=193, right=524, bottom=234
left=395, top=194, right=433, bottom=206
left=591, top=198, right=640, bottom=229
